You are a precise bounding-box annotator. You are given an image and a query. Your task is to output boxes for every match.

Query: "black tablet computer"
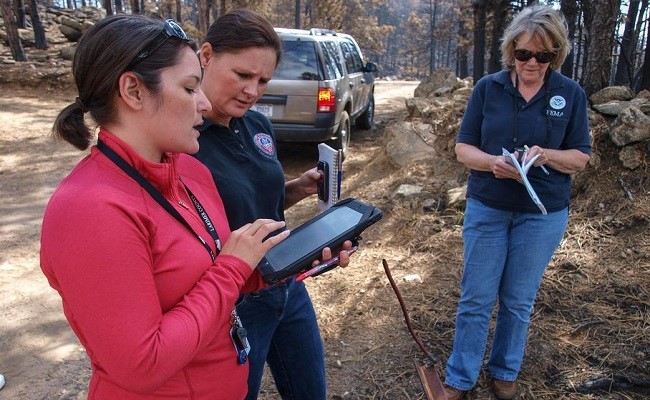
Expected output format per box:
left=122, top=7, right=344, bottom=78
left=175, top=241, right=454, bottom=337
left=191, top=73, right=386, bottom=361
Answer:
left=258, top=198, right=383, bottom=284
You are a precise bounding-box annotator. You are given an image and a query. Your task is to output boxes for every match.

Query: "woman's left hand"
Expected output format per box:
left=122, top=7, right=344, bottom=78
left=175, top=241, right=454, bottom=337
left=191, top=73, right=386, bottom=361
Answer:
left=285, top=167, right=322, bottom=209
left=295, top=167, right=321, bottom=196
left=523, top=145, right=548, bottom=167
left=315, top=240, right=355, bottom=268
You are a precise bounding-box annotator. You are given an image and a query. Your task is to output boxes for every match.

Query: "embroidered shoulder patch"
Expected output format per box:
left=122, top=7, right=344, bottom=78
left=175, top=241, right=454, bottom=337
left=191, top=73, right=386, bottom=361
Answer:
left=253, top=133, right=275, bottom=157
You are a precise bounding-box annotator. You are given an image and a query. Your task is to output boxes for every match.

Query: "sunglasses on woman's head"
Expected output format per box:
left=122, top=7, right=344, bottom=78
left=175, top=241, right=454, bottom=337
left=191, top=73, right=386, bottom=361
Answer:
left=127, top=19, right=190, bottom=70
left=514, top=49, right=555, bottom=64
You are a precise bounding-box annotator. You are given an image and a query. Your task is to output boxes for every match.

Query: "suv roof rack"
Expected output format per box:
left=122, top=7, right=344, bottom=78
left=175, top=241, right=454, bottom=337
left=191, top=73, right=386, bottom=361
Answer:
left=309, top=28, right=338, bottom=36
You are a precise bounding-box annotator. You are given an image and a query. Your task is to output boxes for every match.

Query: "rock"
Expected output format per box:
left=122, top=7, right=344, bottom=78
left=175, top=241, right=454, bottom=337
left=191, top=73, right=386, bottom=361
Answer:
left=60, top=15, right=84, bottom=31
left=423, top=197, right=445, bottom=212
left=609, top=107, right=650, bottom=146
left=59, top=45, right=76, bottom=61
left=81, top=20, right=95, bottom=33
left=414, top=68, right=458, bottom=98
left=447, top=185, right=467, bottom=208
left=392, top=184, right=423, bottom=198
left=59, top=24, right=82, bottom=42
left=618, top=145, right=645, bottom=169
left=18, top=28, right=36, bottom=47
left=453, top=86, right=473, bottom=98
left=592, top=98, right=650, bottom=116
left=403, top=274, right=423, bottom=283
left=405, top=97, right=432, bottom=119
left=431, top=86, right=453, bottom=97
left=384, top=121, right=438, bottom=167
left=589, top=85, right=635, bottom=105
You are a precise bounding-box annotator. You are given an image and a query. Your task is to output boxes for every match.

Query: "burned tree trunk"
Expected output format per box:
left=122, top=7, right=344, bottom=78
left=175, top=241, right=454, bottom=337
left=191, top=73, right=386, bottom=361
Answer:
left=0, top=0, right=27, bottom=61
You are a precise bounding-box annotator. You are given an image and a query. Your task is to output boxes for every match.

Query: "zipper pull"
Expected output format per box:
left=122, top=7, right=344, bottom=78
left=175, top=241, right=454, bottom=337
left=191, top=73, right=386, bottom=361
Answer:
left=178, top=200, right=189, bottom=209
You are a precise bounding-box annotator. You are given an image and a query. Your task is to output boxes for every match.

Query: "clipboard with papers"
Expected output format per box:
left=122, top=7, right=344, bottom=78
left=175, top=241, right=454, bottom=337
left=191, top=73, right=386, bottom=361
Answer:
left=317, top=143, right=343, bottom=211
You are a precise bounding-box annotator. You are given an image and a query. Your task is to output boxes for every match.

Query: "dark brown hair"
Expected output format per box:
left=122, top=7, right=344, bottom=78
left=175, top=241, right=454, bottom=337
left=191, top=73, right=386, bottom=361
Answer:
left=52, top=15, right=198, bottom=150
left=203, top=9, right=282, bottom=66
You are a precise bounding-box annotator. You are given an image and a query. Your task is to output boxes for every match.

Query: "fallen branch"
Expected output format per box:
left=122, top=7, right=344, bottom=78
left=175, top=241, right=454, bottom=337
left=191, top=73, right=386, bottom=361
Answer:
left=614, top=173, right=633, bottom=200
left=569, top=320, right=606, bottom=337
left=573, top=374, right=650, bottom=394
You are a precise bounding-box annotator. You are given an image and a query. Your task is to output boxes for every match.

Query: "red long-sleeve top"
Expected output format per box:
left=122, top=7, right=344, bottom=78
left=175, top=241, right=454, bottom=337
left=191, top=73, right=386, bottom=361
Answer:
left=40, top=131, right=261, bottom=399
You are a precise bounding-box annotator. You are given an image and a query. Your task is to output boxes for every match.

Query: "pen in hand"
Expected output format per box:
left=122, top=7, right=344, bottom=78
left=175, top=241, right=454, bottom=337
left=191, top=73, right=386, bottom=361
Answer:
left=522, top=145, right=549, bottom=175
left=295, top=246, right=359, bottom=282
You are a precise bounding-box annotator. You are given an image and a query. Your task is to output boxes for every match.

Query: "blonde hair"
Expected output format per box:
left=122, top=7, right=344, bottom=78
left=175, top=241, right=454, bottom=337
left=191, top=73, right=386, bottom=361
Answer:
left=500, top=4, right=570, bottom=70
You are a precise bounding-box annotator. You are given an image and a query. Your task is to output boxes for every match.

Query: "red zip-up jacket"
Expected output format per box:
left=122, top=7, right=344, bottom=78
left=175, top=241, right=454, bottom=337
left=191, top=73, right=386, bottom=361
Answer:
left=40, top=131, right=260, bottom=399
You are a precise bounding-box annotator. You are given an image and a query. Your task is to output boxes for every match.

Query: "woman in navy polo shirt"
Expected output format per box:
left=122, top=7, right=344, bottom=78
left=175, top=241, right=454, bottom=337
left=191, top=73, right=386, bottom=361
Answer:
left=443, top=5, right=591, bottom=400
left=193, top=9, right=353, bottom=400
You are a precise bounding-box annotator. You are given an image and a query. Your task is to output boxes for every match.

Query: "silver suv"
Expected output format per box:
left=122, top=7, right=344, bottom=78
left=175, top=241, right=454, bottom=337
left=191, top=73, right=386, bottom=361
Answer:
left=251, top=28, right=377, bottom=156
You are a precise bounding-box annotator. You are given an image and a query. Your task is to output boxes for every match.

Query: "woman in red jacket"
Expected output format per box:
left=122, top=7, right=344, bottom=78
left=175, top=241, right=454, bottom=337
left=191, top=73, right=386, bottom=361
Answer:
left=40, top=14, right=288, bottom=399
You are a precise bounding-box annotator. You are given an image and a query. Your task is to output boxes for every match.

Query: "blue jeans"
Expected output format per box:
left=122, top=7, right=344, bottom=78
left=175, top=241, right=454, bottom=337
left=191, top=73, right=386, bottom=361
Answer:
left=445, top=198, right=568, bottom=390
left=236, top=278, right=326, bottom=400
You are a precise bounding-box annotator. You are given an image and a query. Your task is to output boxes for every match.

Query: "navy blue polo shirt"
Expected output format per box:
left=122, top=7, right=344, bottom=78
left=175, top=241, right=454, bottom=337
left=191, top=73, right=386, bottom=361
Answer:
left=457, top=70, right=591, bottom=213
left=193, top=111, right=286, bottom=230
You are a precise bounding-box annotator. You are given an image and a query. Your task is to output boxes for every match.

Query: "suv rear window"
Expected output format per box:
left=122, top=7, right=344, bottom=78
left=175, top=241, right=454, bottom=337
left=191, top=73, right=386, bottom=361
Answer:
left=274, top=40, right=321, bottom=81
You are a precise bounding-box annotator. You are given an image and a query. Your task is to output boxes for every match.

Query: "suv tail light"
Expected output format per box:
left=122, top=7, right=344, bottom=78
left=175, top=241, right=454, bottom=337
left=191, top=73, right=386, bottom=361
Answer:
left=317, top=87, right=336, bottom=113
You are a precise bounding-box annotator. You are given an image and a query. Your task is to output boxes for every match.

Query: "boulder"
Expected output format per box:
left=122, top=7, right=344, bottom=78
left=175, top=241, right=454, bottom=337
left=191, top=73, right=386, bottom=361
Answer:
left=592, top=98, right=650, bottom=116
left=609, top=107, right=650, bottom=146
left=414, top=68, right=458, bottom=98
left=618, top=145, right=645, bottom=170
left=384, top=121, right=438, bottom=167
left=589, top=85, right=635, bottom=105
left=59, top=24, right=82, bottom=42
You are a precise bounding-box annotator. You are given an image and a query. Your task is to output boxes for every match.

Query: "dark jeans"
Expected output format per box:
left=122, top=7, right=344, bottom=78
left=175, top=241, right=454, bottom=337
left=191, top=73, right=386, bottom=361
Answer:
left=237, top=278, right=326, bottom=400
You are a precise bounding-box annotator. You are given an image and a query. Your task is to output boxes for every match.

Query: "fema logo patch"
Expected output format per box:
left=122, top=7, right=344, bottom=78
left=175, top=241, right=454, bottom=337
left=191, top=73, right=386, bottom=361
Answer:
left=253, top=133, right=275, bottom=157
left=549, top=95, right=566, bottom=110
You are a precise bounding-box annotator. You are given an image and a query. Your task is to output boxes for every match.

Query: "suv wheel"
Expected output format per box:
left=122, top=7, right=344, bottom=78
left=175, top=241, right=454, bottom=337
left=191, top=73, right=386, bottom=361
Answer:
left=356, top=95, right=374, bottom=130
left=331, top=111, right=351, bottom=156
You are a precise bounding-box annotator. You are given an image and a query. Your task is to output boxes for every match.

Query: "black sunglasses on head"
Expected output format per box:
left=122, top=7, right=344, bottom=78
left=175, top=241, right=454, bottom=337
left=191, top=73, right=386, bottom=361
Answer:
left=127, top=19, right=189, bottom=70
left=514, top=49, right=555, bottom=64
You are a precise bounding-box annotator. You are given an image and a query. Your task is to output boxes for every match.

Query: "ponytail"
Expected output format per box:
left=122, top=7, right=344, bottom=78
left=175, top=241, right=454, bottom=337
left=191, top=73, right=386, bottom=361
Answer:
left=51, top=100, right=93, bottom=151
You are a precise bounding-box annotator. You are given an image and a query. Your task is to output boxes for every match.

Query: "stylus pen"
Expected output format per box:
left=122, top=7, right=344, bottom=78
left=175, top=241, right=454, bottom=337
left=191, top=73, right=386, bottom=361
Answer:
left=295, top=246, right=358, bottom=282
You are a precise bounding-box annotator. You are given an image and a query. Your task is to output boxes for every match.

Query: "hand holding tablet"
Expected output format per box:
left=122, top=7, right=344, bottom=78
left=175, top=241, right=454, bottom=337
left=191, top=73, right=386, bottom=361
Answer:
left=257, top=198, right=382, bottom=284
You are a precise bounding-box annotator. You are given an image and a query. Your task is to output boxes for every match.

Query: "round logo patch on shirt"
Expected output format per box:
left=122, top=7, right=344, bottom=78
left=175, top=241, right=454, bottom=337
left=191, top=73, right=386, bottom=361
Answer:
left=549, top=95, right=566, bottom=110
left=253, top=133, right=275, bottom=157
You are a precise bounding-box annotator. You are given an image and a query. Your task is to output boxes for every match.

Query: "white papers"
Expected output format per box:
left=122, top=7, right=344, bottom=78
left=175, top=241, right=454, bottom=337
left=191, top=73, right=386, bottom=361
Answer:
left=317, top=143, right=343, bottom=211
left=502, top=148, right=547, bottom=215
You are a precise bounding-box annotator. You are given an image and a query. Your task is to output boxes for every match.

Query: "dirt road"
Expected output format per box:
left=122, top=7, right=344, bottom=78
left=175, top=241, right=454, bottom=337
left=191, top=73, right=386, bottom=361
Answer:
left=0, top=81, right=420, bottom=400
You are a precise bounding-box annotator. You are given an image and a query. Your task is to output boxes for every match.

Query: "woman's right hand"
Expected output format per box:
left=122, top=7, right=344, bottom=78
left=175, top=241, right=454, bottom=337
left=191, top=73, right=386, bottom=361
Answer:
left=219, top=219, right=290, bottom=269
left=490, top=153, right=522, bottom=182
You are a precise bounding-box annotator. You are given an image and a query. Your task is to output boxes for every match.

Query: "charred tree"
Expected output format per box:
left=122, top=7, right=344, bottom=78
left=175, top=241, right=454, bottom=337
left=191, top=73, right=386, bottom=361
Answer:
left=488, top=0, right=509, bottom=73
left=0, top=0, right=27, bottom=61
left=582, top=0, right=620, bottom=96
left=29, top=0, right=48, bottom=49
left=639, top=15, right=650, bottom=91
left=613, top=0, right=640, bottom=86
left=472, top=0, right=487, bottom=81
left=560, top=0, right=579, bottom=79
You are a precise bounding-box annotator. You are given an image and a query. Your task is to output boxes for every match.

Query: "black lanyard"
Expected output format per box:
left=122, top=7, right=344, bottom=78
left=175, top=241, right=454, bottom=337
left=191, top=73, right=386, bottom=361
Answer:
left=97, top=139, right=221, bottom=261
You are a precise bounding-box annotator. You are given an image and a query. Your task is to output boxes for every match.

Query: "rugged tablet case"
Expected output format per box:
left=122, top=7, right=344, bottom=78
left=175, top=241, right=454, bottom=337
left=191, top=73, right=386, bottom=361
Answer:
left=258, top=198, right=383, bottom=284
